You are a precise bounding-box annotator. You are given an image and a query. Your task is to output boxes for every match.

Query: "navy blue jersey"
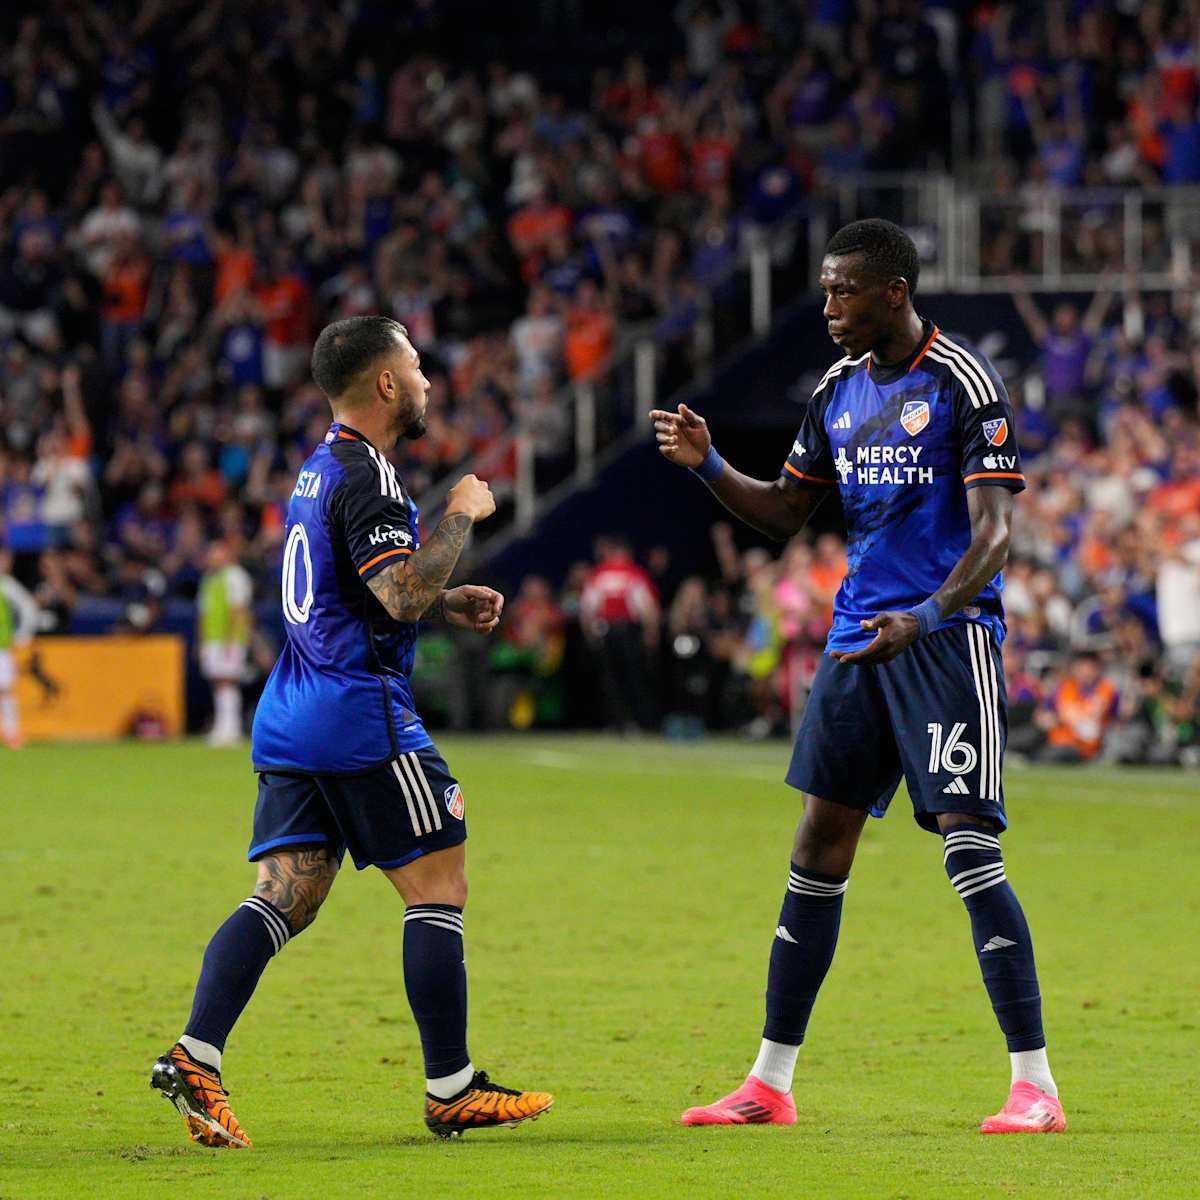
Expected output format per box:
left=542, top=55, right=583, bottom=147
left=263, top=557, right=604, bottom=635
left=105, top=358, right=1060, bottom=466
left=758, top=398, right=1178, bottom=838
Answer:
left=252, top=422, right=430, bottom=774
left=784, top=323, right=1025, bottom=652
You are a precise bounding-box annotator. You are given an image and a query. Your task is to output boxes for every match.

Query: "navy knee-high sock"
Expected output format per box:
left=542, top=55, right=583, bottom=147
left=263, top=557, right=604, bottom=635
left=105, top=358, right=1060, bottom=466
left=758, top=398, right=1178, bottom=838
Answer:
left=763, top=866, right=848, bottom=1045
left=943, top=826, right=1044, bottom=1051
left=403, top=905, right=470, bottom=1084
left=184, top=896, right=292, bottom=1055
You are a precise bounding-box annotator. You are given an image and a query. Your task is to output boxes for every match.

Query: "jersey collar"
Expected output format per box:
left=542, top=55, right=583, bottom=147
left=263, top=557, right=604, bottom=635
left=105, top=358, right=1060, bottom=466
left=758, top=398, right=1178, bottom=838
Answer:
left=868, top=319, right=938, bottom=385
left=325, top=422, right=373, bottom=447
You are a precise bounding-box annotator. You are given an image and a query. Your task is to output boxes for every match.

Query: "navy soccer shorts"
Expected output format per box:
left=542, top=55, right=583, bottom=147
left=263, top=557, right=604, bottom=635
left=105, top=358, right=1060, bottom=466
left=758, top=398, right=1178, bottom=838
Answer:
left=787, top=622, right=1008, bottom=833
left=249, top=744, right=467, bottom=870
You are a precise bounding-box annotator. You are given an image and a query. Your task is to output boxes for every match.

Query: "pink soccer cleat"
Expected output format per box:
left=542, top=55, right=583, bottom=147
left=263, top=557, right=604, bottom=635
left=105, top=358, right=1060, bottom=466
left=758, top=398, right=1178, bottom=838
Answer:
left=681, top=1075, right=797, bottom=1126
left=980, top=1081, right=1066, bottom=1134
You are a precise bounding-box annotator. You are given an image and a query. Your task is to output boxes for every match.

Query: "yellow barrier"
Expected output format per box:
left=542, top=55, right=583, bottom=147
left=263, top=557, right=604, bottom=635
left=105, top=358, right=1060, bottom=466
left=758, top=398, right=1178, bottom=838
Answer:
left=14, top=635, right=186, bottom=740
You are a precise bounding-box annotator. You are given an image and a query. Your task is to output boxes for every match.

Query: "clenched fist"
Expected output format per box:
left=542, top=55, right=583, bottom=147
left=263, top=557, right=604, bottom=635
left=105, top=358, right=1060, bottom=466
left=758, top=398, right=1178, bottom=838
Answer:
left=446, top=474, right=496, bottom=523
left=650, top=404, right=712, bottom=469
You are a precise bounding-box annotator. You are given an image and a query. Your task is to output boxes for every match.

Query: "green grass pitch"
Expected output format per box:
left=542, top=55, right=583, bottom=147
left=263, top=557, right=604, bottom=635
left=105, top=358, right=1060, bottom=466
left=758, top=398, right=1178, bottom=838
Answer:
left=2, top=737, right=1197, bottom=1199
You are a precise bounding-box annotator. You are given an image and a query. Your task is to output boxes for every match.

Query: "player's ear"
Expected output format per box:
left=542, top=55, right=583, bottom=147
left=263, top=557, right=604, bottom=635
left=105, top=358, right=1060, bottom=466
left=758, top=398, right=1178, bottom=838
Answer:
left=376, top=367, right=395, bottom=403
left=888, top=277, right=909, bottom=310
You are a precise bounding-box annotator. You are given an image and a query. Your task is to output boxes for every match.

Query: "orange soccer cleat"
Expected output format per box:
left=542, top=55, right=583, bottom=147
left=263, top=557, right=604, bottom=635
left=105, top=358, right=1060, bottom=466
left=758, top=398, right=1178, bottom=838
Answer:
left=980, top=1081, right=1067, bottom=1134
left=423, top=1070, right=553, bottom=1138
left=150, top=1043, right=252, bottom=1148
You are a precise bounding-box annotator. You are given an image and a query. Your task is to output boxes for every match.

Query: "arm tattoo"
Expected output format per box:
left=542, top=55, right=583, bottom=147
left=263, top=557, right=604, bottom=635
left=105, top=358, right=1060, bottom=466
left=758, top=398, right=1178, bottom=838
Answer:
left=367, top=512, right=471, bottom=623
left=254, top=846, right=339, bottom=935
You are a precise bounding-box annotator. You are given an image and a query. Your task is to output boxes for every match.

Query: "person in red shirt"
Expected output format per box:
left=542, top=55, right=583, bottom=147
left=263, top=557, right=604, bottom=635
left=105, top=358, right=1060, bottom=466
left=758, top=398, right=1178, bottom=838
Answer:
left=691, top=113, right=737, bottom=192
left=255, top=248, right=312, bottom=390
left=579, top=536, right=660, bottom=730
left=599, top=54, right=663, bottom=132
left=636, top=111, right=687, bottom=194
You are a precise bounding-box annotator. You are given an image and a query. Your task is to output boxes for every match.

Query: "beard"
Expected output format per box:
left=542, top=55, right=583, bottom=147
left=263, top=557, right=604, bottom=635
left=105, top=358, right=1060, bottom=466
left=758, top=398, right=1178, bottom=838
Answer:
left=389, top=392, right=427, bottom=444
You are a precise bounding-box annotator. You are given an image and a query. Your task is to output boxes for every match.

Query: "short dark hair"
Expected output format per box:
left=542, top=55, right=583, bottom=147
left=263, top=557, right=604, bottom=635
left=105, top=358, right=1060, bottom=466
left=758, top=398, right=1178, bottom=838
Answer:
left=310, top=316, right=409, bottom=399
left=824, top=218, right=920, bottom=295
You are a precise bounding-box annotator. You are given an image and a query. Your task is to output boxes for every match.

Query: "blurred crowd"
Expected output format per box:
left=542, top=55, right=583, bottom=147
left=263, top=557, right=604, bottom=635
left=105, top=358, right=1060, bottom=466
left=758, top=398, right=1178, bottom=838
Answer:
left=971, top=1, right=1200, bottom=277
left=0, top=2, right=1197, bottom=762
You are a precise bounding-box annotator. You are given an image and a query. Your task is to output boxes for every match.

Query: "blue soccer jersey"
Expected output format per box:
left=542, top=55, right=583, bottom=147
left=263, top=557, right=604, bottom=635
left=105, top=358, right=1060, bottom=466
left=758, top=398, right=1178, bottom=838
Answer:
left=783, top=322, right=1025, bottom=653
left=251, top=422, right=431, bottom=774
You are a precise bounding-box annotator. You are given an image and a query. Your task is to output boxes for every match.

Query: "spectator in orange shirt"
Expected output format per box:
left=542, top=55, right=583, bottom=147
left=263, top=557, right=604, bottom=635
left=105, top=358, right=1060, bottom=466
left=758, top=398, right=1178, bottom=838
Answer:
left=1147, top=444, right=1200, bottom=519
left=809, top=532, right=847, bottom=627
left=213, top=223, right=256, bottom=307
left=255, top=247, right=312, bottom=390
left=100, top=233, right=148, bottom=372
left=169, top=442, right=228, bottom=513
left=564, top=279, right=615, bottom=381
left=1038, top=652, right=1120, bottom=763
left=507, top=186, right=572, bottom=283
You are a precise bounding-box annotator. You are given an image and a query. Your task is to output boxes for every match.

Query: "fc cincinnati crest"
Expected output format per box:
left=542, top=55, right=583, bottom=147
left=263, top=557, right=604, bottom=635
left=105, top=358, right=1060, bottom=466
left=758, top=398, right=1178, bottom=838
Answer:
left=444, top=784, right=465, bottom=820
left=982, top=417, right=1008, bottom=446
left=900, top=399, right=930, bottom=436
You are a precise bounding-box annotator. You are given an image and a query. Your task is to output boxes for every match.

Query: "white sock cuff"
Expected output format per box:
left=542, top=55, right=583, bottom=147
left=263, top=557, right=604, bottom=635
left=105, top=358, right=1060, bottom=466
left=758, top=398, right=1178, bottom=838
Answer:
left=179, top=1035, right=222, bottom=1072
left=750, top=1038, right=799, bottom=1095
left=1010, top=1047, right=1057, bottom=1097
left=426, top=1062, right=475, bottom=1100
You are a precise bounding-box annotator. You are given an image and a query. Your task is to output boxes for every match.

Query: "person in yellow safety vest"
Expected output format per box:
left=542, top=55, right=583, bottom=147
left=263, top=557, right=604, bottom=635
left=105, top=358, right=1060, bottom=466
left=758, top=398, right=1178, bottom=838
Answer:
left=0, top=549, right=41, bottom=749
left=198, top=539, right=253, bottom=746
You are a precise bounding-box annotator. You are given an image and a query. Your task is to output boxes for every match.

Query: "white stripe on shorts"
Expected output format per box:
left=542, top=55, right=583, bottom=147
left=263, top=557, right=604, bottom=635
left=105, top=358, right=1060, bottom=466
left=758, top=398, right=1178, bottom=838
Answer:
left=391, top=758, right=425, bottom=835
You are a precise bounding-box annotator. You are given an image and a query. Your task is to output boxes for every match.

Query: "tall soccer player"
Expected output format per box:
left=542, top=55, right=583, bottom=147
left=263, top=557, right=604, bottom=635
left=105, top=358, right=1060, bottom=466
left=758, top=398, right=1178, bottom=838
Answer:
left=151, top=317, right=553, bottom=1145
left=651, top=220, right=1065, bottom=1134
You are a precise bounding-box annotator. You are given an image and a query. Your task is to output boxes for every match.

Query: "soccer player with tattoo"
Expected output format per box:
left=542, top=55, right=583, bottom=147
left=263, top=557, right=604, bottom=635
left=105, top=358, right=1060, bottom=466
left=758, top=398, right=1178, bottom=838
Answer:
left=652, top=220, right=1065, bottom=1134
left=151, top=316, right=553, bottom=1145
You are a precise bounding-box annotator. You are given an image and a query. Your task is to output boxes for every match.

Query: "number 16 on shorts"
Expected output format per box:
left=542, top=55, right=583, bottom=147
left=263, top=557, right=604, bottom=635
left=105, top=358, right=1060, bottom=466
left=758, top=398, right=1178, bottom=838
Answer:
left=927, top=722, right=978, bottom=776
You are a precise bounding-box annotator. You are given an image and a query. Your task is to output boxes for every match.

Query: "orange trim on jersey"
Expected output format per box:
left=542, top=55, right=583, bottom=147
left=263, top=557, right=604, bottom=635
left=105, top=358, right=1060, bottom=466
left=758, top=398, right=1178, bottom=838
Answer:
left=963, top=471, right=1025, bottom=484
left=358, top=546, right=413, bottom=575
left=337, top=430, right=357, bottom=439
left=908, top=324, right=940, bottom=372
left=783, top=462, right=836, bottom=485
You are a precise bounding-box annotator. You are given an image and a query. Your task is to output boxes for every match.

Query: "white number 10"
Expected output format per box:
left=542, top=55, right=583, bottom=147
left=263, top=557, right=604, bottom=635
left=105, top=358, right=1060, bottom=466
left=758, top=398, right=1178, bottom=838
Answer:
left=282, top=523, right=314, bottom=625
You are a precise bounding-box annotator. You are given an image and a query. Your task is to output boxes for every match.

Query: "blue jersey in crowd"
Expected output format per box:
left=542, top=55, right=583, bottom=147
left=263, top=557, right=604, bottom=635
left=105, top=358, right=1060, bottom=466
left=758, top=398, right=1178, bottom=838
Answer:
left=252, top=422, right=430, bottom=774
left=783, top=322, right=1025, bottom=653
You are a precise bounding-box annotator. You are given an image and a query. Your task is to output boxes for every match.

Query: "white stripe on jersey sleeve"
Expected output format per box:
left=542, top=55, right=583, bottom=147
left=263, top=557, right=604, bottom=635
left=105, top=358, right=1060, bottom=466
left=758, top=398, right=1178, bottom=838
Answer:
left=811, top=351, right=870, bottom=398
left=925, top=347, right=984, bottom=409
left=933, top=335, right=1001, bottom=407
left=363, top=444, right=390, bottom=495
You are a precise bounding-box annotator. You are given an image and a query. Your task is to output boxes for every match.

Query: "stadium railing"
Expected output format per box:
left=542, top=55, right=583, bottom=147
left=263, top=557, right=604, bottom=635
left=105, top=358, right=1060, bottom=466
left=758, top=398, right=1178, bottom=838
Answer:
left=809, top=173, right=1200, bottom=294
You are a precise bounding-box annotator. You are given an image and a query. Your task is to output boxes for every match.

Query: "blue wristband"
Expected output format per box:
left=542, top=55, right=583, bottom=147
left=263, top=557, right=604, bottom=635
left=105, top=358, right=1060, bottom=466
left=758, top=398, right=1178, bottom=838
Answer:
left=909, top=597, right=942, bottom=639
left=692, top=446, right=726, bottom=482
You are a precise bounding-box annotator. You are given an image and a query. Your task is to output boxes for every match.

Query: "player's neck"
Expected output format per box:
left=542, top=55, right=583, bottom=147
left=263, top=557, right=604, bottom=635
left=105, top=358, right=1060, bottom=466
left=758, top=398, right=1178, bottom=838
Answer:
left=331, top=408, right=394, bottom=452
left=869, top=311, right=926, bottom=370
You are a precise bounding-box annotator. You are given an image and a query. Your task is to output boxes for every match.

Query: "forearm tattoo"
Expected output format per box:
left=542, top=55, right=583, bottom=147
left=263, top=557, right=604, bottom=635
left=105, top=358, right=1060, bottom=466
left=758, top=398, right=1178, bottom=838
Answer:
left=367, top=512, right=471, bottom=623
left=254, top=846, right=339, bottom=935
